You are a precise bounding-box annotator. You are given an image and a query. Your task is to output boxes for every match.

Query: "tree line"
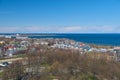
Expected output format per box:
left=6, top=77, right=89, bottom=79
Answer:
left=2, top=46, right=120, bottom=80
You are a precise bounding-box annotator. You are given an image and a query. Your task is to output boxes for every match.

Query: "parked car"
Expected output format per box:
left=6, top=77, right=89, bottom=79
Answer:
left=0, top=63, right=6, bottom=67
left=0, top=61, right=12, bottom=67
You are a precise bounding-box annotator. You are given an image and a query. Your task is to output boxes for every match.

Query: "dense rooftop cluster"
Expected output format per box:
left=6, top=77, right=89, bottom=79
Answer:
left=0, top=36, right=120, bottom=80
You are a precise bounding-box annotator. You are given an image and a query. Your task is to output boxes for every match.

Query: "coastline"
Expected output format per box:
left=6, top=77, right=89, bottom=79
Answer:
left=28, top=34, right=120, bottom=46
left=0, top=33, right=120, bottom=46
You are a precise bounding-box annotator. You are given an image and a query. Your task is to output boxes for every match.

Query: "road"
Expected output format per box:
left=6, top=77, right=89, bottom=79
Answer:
left=0, top=57, right=24, bottom=63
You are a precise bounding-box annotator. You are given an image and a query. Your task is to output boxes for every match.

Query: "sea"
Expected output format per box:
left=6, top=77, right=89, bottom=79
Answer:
left=28, top=34, right=120, bottom=46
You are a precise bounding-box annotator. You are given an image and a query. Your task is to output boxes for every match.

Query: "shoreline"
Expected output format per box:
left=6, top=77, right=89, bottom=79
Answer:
left=0, top=33, right=120, bottom=46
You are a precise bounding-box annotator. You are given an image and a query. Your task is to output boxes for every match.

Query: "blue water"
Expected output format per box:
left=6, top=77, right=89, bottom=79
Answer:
left=28, top=34, right=120, bottom=46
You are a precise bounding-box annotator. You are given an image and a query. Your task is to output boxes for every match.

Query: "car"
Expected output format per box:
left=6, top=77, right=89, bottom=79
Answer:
left=0, top=61, right=12, bottom=67
left=0, top=63, right=6, bottom=67
left=2, top=62, right=9, bottom=66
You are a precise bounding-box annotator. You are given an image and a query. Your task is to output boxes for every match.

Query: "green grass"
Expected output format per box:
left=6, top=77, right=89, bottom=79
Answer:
left=0, top=71, right=3, bottom=78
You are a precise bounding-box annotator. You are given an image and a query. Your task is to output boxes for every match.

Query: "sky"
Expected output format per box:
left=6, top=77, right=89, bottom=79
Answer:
left=0, top=0, right=120, bottom=33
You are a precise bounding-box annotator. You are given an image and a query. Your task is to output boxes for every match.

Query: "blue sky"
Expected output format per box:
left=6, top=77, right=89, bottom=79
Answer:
left=0, top=0, right=120, bottom=33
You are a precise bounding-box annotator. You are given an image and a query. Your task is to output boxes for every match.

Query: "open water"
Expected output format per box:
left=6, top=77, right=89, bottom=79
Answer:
left=28, top=34, right=120, bottom=46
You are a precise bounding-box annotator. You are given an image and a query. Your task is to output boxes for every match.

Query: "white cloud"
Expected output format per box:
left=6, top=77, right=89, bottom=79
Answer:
left=0, top=26, right=120, bottom=33
left=59, top=26, right=82, bottom=32
left=58, top=26, right=120, bottom=33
